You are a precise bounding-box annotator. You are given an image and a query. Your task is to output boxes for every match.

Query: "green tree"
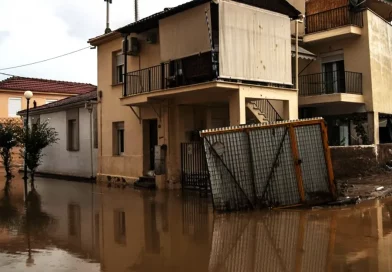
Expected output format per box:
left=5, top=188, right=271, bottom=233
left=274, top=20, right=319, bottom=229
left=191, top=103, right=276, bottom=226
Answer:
left=0, top=120, right=21, bottom=179
left=19, top=121, right=58, bottom=182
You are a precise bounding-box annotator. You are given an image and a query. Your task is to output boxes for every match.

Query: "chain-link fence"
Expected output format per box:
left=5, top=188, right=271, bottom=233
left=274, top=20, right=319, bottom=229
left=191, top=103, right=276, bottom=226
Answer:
left=200, top=118, right=336, bottom=212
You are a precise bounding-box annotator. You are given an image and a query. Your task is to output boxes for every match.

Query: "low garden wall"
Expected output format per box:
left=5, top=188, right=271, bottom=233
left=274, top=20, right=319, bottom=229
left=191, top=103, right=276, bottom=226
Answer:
left=330, top=144, right=392, bottom=179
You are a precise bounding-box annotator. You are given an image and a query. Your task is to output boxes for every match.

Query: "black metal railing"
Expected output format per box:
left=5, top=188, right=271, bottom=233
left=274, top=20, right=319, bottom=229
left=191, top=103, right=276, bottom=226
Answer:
left=123, top=51, right=219, bottom=96
left=298, top=71, right=362, bottom=96
left=124, top=63, right=169, bottom=96
left=306, top=6, right=363, bottom=34
left=253, top=100, right=282, bottom=122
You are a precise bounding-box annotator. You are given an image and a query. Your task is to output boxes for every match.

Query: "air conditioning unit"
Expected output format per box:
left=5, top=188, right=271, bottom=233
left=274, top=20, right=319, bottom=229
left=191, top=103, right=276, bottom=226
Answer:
left=128, top=37, right=140, bottom=56
left=146, top=32, right=158, bottom=44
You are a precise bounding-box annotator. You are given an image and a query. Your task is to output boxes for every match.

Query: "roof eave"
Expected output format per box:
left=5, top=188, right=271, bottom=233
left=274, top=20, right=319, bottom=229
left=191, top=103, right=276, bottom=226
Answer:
left=88, top=31, right=122, bottom=46
left=18, top=98, right=97, bottom=117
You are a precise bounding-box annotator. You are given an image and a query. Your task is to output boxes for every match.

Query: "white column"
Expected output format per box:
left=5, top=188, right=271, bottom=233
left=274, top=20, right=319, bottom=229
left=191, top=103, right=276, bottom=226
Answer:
left=368, top=112, right=380, bottom=145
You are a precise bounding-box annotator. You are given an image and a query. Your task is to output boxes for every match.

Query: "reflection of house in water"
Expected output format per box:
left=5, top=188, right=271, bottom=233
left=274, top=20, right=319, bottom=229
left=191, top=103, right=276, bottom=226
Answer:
left=98, top=189, right=213, bottom=271
left=4, top=177, right=392, bottom=271
left=208, top=200, right=392, bottom=272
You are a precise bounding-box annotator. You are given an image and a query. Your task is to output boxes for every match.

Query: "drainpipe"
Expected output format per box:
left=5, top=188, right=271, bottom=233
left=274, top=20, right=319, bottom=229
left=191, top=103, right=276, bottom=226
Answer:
left=295, top=19, right=299, bottom=90
left=295, top=15, right=305, bottom=91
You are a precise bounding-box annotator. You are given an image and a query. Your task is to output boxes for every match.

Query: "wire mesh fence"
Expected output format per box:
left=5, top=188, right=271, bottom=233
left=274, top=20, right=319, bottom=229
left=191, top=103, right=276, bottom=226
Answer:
left=208, top=212, right=335, bottom=272
left=200, top=118, right=336, bottom=212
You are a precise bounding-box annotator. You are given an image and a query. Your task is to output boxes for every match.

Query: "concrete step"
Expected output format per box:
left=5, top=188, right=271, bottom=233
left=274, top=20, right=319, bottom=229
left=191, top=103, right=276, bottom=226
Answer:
left=134, top=176, right=156, bottom=190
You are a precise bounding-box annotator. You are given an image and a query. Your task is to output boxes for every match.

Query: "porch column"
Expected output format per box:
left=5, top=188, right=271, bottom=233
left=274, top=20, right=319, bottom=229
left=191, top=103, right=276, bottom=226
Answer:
left=229, top=91, right=246, bottom=125
left=368, top=112, right=380, bottom=145
left=283, top=99, right=298, bottom=120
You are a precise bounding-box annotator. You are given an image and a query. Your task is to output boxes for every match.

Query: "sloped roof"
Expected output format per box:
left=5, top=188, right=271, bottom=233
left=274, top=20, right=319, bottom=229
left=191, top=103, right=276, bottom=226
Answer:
left=18, top=90, right=97, bottom=116
left=0, top=76, right=96, bottom=95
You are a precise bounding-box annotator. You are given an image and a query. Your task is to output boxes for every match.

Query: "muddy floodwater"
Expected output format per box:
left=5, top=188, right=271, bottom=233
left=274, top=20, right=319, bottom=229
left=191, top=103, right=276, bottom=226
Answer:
left=0, top=176, right=392, bottom=271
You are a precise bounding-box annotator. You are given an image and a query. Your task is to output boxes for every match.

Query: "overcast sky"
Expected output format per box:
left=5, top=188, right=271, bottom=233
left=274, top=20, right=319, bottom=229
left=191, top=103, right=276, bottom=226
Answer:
left=0, top=0, right=187, bottom=85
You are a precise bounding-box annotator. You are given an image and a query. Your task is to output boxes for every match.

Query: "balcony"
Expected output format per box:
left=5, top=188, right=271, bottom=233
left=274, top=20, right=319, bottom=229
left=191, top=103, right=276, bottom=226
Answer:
left=304, top=6, right=363, bottom=43
left=123, top=51, right=219, bottom=97
left=298, top=71, right=364, bottom=106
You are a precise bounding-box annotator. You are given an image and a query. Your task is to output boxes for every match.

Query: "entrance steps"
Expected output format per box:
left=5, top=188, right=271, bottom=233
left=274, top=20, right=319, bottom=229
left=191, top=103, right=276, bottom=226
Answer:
left=134, top=176, right=156, bottom=190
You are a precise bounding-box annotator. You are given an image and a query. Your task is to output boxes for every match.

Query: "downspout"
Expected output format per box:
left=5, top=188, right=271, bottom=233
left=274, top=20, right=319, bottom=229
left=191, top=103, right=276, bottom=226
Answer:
left=295, top=19, right=299, bottom=90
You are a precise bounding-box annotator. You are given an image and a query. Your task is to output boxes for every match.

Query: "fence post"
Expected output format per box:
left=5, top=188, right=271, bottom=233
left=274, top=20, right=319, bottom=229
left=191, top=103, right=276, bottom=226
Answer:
left=161, top=63, right=165, bottom=90
left=320, top=122, right=337, bottom=199
left=148, top=70, right=151, bottom=92
left=289, top=124, right=305, bottom=202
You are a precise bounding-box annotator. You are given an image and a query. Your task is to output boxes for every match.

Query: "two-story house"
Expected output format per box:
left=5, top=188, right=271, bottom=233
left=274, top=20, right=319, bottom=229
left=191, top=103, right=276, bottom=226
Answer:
left=289, top=0, right=392, bottom=146
left=89, top=0, right=304, bottom=188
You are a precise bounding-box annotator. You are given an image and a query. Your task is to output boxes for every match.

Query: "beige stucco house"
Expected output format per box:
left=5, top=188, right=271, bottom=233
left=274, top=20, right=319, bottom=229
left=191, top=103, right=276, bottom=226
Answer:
left=89, top=0, right=306, bottom=188
left=288, top=0, right=392, bottom=146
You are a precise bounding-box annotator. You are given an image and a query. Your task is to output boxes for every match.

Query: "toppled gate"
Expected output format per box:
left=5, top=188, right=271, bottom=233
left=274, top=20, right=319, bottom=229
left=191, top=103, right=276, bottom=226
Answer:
left=200, top=118, right=337, bottom=212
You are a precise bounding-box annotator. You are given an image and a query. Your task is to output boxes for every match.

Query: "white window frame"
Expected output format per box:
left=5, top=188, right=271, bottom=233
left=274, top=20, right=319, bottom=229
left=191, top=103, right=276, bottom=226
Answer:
left=8, top=97, right=22, bottom=117
left=114, top=51, right=125, bottom=84
left=46, top=99, right=58, bottom=104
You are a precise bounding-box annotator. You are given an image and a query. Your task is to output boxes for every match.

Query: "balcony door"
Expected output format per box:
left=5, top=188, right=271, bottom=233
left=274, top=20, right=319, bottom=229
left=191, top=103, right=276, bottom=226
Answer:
left=322, top=56, right=345, bottom=94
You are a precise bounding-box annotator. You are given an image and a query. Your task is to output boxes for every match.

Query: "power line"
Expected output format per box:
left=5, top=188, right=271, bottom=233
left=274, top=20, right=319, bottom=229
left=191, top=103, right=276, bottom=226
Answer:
left=0, top=46, right=93, bottom=71
left=0, top=72, right=18, bottom=77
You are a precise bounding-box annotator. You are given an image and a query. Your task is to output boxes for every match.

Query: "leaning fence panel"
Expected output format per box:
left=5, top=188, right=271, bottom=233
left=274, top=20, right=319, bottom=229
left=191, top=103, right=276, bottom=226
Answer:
left=201, top=118, right=336, bottom=212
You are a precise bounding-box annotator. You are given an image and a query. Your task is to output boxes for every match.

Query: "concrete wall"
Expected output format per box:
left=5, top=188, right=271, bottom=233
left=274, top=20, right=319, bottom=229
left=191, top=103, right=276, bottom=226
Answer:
left=35, top=107, right=98, bottom=178
left=0, top=89, right=72, bottom=118
left=331, top=144, right=392, bottom=179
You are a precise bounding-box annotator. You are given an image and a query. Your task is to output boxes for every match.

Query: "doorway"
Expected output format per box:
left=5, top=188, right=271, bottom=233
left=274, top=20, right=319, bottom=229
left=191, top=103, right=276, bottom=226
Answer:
left=143, top=119, right=158, bottom=174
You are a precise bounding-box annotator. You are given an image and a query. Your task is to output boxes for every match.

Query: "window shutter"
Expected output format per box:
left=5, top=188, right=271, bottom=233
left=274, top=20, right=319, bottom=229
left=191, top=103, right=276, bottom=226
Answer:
left=8, top=98, right=21, bottom=117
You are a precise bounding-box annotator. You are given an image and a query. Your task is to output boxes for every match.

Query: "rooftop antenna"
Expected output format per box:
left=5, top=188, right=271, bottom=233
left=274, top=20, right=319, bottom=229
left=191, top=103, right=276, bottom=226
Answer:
left=135, top=0, right=139, bottom=22
left=104, top=0, right=112, bottom=34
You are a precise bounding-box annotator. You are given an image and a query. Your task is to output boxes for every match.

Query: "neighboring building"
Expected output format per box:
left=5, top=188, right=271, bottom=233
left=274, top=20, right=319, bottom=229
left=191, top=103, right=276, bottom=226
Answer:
left=18, top=90, right=98, bottom=179
left=88, top=0, right=309, bottom=187
left=288, top=0, right=392, bottom=146
left=0, top=76, right=96, bottom=118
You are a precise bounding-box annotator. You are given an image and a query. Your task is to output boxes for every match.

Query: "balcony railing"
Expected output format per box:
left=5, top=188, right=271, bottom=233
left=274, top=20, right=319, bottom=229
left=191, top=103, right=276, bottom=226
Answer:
left=298, top=71, right=362, bottom=96
left=306, top=6, right=363, bottom=34
left=123, top=51, right=219, bottom=96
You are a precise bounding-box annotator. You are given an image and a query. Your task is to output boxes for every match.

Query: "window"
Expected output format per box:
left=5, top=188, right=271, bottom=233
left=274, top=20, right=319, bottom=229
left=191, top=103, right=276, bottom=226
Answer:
left=67, top=109, right=79, bottom=151
left=321, top=53, right=345, bottom=94
left=46, top=99, right=58, bottom=104
left=8, top=98, right=21, bottom=117
left=114, top=51, right=124, bottom=84
left=113, top=122, right=124, bottom=155
left=68, top=119, right=79, bottom=151
left=68, top=204, right=81, bottom=238
left=113, top=210, right=126, bottom=245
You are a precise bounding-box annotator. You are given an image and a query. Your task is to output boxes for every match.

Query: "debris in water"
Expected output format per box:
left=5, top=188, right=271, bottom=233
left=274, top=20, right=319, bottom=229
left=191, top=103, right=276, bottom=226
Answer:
left=376, top=186, right=385, bottom=191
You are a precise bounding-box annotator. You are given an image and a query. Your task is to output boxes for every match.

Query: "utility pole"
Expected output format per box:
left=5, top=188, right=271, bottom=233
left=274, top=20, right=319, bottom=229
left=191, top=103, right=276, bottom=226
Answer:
left=104, top=0, right=112, bottom=34
left=134, top=0, right=139, bottom=21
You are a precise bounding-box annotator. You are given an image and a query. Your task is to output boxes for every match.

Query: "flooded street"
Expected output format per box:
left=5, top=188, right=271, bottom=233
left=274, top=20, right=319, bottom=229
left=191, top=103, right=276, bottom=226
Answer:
left=0, top=176, right=392, bottom=271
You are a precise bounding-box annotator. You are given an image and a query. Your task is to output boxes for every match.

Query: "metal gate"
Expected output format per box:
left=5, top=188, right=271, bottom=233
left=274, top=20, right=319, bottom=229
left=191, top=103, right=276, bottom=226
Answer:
left=200, top=118, right=336, bottom=212
left=181, top=142, right=210, bottom=191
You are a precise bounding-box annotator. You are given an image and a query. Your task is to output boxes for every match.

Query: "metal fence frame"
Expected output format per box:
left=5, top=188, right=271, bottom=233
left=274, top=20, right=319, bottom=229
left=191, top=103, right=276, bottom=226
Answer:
left=200, top=118, right=336, bottom=212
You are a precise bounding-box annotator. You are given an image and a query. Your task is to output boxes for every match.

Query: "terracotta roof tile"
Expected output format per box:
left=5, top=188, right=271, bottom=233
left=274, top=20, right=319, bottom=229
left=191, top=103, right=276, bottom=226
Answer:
left=0, top=76, right=96, bottom=95
left=18, top=90, right=97, bottom=115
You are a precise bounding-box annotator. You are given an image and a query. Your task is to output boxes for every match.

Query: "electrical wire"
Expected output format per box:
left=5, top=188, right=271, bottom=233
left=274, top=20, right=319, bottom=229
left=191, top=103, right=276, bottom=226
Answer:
left=0, top=46, right=93, bottom=71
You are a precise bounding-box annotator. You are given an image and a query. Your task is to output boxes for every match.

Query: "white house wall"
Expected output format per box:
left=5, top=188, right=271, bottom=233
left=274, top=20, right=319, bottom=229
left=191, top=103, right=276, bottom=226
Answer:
left=37, top=107, right=98, bottom=178
left=219, top=0, right=292, bottom=85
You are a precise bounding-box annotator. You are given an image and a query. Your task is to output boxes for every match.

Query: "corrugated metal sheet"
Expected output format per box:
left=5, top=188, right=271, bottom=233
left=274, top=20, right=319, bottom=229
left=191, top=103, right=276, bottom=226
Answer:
left=200, top=118, right=336, bottom=212
left=219, top=1, right=292, bottom=85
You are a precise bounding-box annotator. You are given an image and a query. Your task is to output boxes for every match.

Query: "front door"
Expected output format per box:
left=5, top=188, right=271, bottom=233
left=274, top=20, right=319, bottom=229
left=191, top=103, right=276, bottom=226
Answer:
left=149, top=119, right=158, bottom=171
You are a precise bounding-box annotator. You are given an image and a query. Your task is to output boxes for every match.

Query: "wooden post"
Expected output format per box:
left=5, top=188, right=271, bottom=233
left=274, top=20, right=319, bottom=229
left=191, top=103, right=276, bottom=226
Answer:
left=320, top=121, right=337, bottom=198
left=289, top=124, right=305, bottom=202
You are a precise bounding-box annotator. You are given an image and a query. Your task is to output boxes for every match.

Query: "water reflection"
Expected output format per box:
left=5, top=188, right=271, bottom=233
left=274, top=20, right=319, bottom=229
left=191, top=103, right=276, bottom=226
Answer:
left=1, top=176, right=392, bottom=271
